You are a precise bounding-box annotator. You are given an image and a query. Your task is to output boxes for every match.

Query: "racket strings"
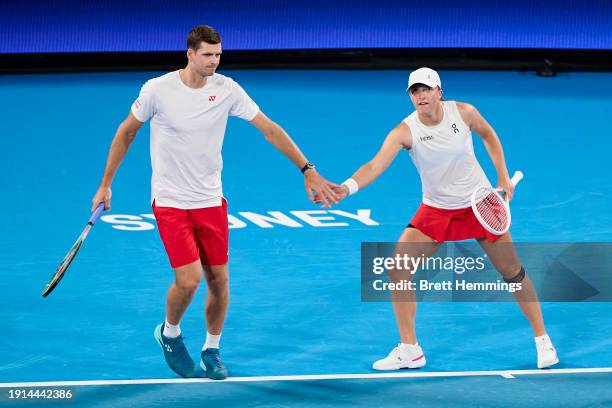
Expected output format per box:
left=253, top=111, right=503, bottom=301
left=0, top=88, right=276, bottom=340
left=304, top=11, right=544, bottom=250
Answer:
left=474, top=190, right=509, bottom=232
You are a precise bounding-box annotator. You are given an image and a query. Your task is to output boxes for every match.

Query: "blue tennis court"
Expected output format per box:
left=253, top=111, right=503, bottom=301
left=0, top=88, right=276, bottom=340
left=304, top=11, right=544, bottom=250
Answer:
left=1, top=69, right=611, bottom=406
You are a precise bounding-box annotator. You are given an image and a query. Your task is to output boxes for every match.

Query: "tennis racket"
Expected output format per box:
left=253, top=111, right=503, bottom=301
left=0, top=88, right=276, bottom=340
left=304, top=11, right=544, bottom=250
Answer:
left=41, top=203, right=105, bottom=297
left=471, top=171, right=524, bottom=235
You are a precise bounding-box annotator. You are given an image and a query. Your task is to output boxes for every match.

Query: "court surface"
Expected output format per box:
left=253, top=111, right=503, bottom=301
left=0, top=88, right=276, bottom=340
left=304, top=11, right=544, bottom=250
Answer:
left=1, top=70, right=611, bottom=406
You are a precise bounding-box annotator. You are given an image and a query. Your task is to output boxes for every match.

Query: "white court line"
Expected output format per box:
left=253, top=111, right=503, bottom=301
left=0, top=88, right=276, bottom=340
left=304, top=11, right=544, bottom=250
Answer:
left=1, top=367, right=611, bottom=388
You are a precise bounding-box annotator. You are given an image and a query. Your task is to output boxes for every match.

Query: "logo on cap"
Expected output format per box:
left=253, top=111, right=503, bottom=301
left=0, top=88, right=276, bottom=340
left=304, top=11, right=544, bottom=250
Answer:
left=408, top=67, right=442, bottom=90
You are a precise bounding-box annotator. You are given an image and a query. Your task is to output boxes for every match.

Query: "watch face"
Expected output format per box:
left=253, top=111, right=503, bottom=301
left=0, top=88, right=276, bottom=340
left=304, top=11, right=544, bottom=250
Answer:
left=302, top=163, right=315, bottom=173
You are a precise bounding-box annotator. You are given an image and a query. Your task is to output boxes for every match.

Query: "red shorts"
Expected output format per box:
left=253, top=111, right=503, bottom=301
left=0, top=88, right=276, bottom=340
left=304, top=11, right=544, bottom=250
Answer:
left=409, top=202, right=502, bottom=243
left=152, top=199, right=229, bottom=268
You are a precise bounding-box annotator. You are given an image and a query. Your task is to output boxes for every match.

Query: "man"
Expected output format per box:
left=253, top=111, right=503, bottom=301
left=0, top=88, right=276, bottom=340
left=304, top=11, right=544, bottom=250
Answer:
left=328, top=67, right=559, bottom=370
left=91, top=25, right=339, bottom=379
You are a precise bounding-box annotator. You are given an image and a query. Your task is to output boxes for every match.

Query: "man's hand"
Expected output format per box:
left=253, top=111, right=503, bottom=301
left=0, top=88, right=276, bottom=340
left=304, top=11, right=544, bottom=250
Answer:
left=92, top=186, right=112, bottom=212
left=304, top=170, right=339, bottom=208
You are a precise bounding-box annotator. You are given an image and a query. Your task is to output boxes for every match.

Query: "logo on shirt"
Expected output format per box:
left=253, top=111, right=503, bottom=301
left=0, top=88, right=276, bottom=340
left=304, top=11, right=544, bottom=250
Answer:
left=420, top=135, right=434, bottom=142
left=452, top=123, right=459, bottom=134
left=134, top=100, right=141, bottom=109
left=209, top=95, right=216, bottom=102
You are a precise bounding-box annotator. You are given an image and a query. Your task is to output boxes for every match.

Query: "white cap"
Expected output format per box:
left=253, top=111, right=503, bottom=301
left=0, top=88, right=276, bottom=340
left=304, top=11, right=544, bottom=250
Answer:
left=407, top=67, right=441, bottom=90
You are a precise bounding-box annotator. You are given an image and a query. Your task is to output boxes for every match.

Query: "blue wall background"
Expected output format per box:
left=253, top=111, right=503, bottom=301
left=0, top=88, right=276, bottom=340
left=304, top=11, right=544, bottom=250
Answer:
left=2, top=0, right=612, bottom=53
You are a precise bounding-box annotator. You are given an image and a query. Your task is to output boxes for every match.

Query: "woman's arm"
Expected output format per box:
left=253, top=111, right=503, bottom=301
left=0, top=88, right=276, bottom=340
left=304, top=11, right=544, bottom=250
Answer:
left=338, top=121, right=412, bottom=198
left=457, top=102, right=514, bottom=200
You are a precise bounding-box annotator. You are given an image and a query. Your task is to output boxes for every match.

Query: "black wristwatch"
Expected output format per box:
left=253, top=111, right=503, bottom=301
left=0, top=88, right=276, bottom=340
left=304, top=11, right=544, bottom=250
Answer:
left=300, top=162, right=316, bottom=174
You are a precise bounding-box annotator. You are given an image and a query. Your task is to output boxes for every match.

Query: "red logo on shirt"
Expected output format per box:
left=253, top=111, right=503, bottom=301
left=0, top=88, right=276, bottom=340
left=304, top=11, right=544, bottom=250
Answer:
left=209, top=96, right=216, bottom=102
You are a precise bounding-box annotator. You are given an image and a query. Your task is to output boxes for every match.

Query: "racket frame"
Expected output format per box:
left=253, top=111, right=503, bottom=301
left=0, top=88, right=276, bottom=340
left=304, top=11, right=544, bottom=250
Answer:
left=471, top=171, right=523, bottom=235
left=41, top=203, right=105, bottom=297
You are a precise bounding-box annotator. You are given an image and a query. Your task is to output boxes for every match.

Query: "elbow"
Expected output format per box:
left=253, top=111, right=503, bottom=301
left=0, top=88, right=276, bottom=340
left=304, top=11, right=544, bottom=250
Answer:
left=366, top=160, right=380, bottom=175
left=258, top=119, right=284, bottom=143
left=262, top=127, right=278, bottom=143
left=118, top=121, right=137, bottom=143
left=262, top=131, right=274, bottom=143
left=482, top=130, right=500, bottom=143
left=125, top=130, right=137, bottom=143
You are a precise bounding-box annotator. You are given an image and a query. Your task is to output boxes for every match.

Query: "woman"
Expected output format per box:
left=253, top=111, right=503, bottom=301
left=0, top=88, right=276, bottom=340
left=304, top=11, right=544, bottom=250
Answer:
left=334, top=68, right=558, bottom=370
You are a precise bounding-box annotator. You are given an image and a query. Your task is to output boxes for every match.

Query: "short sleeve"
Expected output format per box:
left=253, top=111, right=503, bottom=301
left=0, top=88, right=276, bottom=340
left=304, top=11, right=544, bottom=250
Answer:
left=229, top=80, right=259, bottom=121
left=131, top=80, right=156, bottom=122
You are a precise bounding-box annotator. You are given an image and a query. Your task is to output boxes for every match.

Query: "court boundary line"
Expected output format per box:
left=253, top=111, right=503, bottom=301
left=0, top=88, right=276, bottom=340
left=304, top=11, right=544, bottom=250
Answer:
left=2, top=367, right=611, bottom=387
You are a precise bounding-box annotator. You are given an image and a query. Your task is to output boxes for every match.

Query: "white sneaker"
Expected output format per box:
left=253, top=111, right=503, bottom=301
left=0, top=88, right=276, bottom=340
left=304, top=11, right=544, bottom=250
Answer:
left=372, top=343, right=426, bottom=370
left=535, top=334, right=559, bottom=369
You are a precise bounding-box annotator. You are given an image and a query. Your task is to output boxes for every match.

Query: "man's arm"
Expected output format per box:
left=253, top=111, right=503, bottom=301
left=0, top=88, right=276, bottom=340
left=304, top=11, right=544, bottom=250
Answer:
left=457, top=102, right=514, bottom=200
left=249, top=111, right=339, bottom=207
left=91, top=112, right=144, bottom=211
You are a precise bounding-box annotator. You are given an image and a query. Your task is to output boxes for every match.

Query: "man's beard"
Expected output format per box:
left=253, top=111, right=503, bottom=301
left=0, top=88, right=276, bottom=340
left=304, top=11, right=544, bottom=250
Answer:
left=197, top=67, right=215, bottom=77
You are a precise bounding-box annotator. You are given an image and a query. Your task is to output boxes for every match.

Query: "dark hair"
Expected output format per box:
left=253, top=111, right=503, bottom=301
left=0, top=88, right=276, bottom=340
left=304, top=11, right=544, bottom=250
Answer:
left=408, top=83, right=445, bottom=100
left=187, top=25, right=221, bottom=50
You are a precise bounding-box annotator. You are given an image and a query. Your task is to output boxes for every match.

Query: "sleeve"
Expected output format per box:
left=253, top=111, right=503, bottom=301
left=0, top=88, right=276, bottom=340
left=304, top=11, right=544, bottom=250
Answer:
left=130, top=80, right=156, bottom=122
left=228, top=80, right=260, bottom=121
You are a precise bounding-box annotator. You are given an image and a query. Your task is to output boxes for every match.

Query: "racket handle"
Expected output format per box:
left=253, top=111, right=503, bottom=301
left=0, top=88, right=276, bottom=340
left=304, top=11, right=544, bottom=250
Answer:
left=88, top=202, right=105, bottom=224
left=510, top=171, right=524, bottom=187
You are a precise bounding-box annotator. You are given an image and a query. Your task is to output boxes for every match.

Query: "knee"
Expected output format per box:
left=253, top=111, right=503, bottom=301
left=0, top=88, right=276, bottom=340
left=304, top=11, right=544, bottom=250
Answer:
left=502, top=265, right=526, bottom=283
left=389, top=267, right=413, bottom=282
left=206, top=270, right=229, bottom=294
left=175, top=274, right=201, bottom=293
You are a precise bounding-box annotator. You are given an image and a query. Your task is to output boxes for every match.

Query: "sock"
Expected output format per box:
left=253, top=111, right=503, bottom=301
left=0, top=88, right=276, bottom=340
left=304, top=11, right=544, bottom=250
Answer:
left=163, top=319, right=181, bottom=338
left=399, top=342, right=419, bottom=352
left=203, top=332, right=222, bottom=350
left=535, top=334, right=550, bottom=344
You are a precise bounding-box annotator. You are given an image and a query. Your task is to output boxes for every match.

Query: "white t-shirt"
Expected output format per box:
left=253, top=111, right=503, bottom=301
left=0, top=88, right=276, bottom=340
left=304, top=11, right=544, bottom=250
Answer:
left=404, top=101, right=490, bottom=209
left=131, top=71, right=259, bottom=209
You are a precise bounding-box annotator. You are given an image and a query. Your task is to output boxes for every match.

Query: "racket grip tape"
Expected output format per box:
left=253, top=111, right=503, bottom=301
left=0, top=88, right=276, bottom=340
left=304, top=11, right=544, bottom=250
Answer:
left=510, top=171, right=524, bottom=187
left=88, top=202, right=105, bottom=224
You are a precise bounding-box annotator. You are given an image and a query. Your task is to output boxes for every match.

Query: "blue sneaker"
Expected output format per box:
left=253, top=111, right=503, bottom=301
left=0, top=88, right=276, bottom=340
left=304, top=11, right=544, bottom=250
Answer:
left=200, top=348, right=228, bottom=380
left=154, top=323, right=196, bottom=378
